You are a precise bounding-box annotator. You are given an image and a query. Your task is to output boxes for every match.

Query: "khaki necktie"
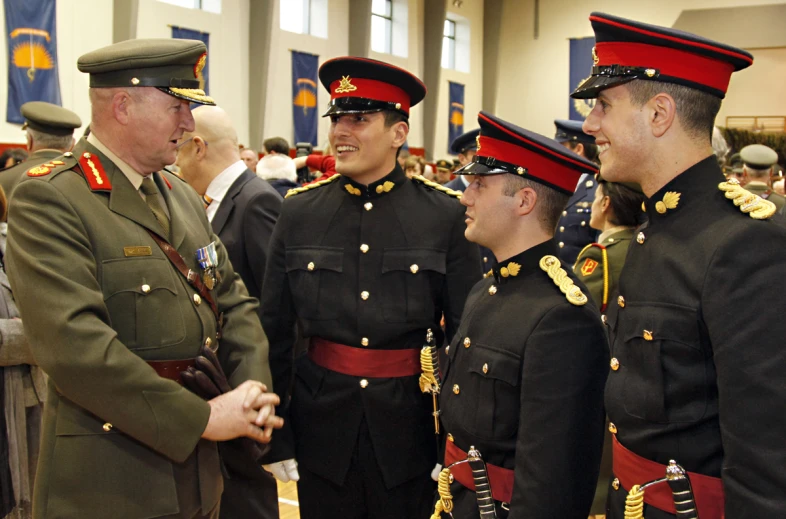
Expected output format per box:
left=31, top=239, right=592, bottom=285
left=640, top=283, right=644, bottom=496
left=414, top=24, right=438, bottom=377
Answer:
left=140, top=176, right=171, bottom=239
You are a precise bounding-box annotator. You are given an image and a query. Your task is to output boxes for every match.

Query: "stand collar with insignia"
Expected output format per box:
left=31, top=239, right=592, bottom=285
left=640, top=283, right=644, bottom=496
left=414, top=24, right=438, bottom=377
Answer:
left=643, top=155, right=719, bottom=225
left=492, top=239, right=559, bottom=285
left=339, top=163, right=407, bottom=199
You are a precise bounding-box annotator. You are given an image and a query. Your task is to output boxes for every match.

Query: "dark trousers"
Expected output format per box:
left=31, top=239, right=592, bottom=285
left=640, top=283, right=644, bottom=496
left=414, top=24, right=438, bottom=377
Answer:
left=297, top=419, right=435, bottom=519
left=220, top=470, right=280, bottom=519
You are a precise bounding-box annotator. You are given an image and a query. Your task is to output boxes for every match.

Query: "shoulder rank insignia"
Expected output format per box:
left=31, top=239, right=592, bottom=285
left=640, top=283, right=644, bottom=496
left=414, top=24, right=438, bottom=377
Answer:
left=412, top=175, right=462, bottom=199
left=27, top=165, right=51, bottom=177
left=718, top=178, right=776, bottom=220
left=285, top=173, right=341, bottom=199
left=78, top=152, right=112, bottom=191
left=539, top=255, right=588, bottom=306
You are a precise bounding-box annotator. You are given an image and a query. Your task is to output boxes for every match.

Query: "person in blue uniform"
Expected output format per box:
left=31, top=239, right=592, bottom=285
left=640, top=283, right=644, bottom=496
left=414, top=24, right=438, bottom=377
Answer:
left=553, top=119, right=600, bottom=265
left=434, top=111, right=608, bottom=518
left=259, top=56, right=481, bottom=519
left=572, top=12, right=786, bottom=518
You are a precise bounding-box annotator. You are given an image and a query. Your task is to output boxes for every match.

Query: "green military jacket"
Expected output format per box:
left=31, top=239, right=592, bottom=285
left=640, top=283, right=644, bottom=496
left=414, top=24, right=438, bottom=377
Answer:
left=0, top=149, right=61, bottom=202
left=6, top=139, right=272, bottom=519
left=572, top=228, right=635, bottom=312
left=744, top=181, right=786, bottom=212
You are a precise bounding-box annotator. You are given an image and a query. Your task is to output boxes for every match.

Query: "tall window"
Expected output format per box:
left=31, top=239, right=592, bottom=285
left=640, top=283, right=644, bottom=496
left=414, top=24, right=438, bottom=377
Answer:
left=158, top=0, right=221, bottom=14
left=371, top=0, right=393, bottom=54
left=280, top=0, right=327, bottom=38
left=442, top=19, right=456, bottom=69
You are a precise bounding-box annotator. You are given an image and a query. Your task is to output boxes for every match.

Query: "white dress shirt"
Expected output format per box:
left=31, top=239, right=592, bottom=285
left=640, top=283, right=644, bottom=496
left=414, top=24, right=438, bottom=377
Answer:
left=204, top=160, right=247, bottom=222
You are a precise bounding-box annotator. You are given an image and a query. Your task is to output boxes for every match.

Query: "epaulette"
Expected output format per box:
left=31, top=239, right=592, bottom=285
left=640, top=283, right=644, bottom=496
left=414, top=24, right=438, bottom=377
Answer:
left=412, top=175, right=462, bottom=199
left=718, top=178, right=776, bottom=220
left=285, top=173, right=341, bottom=199
left=25, top=154, right=77, bottom=179
left=539, top=255, right=588, bottom=306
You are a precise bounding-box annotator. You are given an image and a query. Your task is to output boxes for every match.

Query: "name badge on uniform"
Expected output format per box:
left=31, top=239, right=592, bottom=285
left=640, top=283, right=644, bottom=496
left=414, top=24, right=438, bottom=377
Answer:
left=195, top=242, right=221, bottom=290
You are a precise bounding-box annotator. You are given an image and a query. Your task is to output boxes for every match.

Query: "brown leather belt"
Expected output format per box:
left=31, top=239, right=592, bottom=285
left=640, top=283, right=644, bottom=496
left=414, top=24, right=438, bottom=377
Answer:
left=613, top=435, right=725, bottom=518
left=147, top=359, right=196, bottom=385
left=444, top=439, right=514, bottom=503
left=308, top=337, right=421, bottom=378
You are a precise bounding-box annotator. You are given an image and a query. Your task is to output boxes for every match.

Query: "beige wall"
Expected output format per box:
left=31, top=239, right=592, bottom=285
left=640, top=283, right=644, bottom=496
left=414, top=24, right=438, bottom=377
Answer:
left=494, top=0, right=786, bottom=138
left=717, top=47, right=786, bottom=126
left=0, top=0, right=113, bottom=144
left=135, top=0, right=251, bottom=145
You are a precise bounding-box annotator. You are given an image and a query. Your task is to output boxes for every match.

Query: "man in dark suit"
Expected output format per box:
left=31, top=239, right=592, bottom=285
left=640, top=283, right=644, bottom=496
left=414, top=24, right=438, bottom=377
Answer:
left=177, top=105, right=282, bottom=519
left=553, top=119, right=600, bottom=266
left=0, top=101, right=81, bottom=201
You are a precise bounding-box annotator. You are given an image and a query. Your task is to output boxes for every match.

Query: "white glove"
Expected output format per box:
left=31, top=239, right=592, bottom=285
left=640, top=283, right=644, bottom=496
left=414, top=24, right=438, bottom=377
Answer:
left=263, top=458, right=300, bottom=483
left=431, top=463, right=443, bottom=481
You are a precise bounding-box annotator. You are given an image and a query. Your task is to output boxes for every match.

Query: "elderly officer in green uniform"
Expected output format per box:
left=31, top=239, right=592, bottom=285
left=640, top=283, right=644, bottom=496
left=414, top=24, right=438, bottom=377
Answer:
left=260, top=56, right=481, bottom=518
left=573, top=12, right=786, bottom=518
left=433, top=111, right=608, bottom=518
left=6, top=39, right=282, bottom=519
left=739, top=143, right=785, bottom=212
left=0, top=101, right=81, bottom=200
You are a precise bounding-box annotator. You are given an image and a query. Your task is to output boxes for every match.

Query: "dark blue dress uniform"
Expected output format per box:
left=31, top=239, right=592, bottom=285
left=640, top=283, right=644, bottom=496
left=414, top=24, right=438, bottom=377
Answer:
left=435, top=112, right=608, bottom=519
left=572, top=13, right=786, bottom=518
left=553, top=119, right=598, bottom=265
left=260, top=57, right=481, bottom=518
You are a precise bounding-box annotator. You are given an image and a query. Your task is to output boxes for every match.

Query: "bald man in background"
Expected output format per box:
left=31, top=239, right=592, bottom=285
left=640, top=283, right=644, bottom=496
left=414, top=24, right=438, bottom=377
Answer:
left=176, top=105, right=282, bottom=519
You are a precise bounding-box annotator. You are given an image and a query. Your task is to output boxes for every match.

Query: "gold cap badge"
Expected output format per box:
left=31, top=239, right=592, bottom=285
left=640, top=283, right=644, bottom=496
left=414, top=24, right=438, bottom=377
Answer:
left=335, top=75, right=358, bottom=94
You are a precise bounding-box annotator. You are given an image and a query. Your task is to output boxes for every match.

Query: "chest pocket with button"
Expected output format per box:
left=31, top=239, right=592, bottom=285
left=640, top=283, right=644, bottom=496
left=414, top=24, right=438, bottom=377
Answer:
left=285, top=246, right=343, bottom=320
left=616, top=303, right=711, bottom=423
left=457, top=343, right=521, bottom=440
left=102, top=257, right=185, bottom=350
left=381, top=248, right=446, bottom=322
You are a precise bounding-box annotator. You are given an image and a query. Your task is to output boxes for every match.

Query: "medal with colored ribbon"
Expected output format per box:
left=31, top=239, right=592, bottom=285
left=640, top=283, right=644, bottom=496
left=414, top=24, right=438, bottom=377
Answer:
left=195, top=242, right=221, bottom=290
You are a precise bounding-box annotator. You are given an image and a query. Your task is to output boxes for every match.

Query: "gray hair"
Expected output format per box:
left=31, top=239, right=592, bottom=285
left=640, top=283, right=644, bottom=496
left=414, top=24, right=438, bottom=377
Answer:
left=256, top=154, right=297, bottom=182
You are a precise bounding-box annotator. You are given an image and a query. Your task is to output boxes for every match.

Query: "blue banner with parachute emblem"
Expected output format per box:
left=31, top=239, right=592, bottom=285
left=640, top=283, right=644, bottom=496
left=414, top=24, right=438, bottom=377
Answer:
left=568, top=37, right=595, bottom=121
left=4, top=0, right=61, bottom=124
left=448, top=81, right=464, bottom=154
left=291, top=50, right=318, bottom=146
left=172, top=26, right=209, bottom=95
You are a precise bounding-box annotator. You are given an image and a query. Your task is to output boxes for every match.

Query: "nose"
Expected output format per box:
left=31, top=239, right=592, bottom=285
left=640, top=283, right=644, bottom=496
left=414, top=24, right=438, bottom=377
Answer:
left=182, top=102, right=196, bottom=132
left=583, top=105, right=600, bottom=135
left=460, top=181, right=475, bottom=207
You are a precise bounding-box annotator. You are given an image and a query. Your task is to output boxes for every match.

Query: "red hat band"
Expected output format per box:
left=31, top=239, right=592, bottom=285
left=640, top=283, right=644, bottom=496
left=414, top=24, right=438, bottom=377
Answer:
left=477, top=135, right=583, bottom=193
left=596, top=41, right=735, bottom=94
left=329, top=76, right=411, bottom=114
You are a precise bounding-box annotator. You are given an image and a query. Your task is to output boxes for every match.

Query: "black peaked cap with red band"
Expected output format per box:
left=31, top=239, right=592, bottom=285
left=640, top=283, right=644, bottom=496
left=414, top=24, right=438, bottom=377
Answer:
left=319, top=56, right=426, bottom=118
left=571, top=12, right=753, bottom=100
left=455, top=111, right=599, bottom=196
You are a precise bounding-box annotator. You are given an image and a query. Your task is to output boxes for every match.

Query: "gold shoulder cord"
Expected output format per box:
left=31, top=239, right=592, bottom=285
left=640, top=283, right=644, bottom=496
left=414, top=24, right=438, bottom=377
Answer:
left=624, top=485, right=645, bottom=519
left=718, top=178, right=776, bottom=219
left=413, top=175, right=463, bottom=199
left=539, top=255, right=588, bottom=306
left=285, top=173, right=341, bottom=199
left=430, top=468, right=454, bottom=519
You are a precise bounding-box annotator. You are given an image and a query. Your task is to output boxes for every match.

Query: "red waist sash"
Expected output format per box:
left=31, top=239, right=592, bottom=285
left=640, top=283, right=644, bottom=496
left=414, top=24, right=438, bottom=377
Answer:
left=444, top=439, right=514, bottom=504
left=308, top=337, right=421, bottom=378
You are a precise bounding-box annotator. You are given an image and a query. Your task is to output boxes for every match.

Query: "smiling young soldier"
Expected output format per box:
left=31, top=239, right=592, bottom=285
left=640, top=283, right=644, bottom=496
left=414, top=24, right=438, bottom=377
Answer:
left=434, top=111, right=608, bottom=518
left=571, top=13, right=786, bottom=518
left=259, top=57, right=481, bottom=518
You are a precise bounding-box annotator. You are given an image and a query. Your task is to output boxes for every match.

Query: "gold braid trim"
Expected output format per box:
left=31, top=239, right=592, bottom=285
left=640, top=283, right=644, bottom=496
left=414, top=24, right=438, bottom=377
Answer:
left=419, top=347, right=439, bottom=393
left=285, top=174, right=341, bottom=199
left=573, top=243, right=595, bottom=271
left=624, top=484, right=645, bottom=519
left=168, top=87, right=215, bottom=105
left=718, top=179, right=776, bottom=220
left=413, top=175, right=463, bottom=199
left=430, top=468, right=454, bottom=519
left=539, top=255, right=588, bottom=306
left=600, top=246, right=609, bottom=309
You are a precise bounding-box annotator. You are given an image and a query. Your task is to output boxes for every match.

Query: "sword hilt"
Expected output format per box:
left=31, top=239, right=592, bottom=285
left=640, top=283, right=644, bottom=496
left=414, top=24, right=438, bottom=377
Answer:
left=419, top=329, right=441, bottom=434
left=666, top=460, right=699, bottom=519
left=467, top=446, right=498, bottom=519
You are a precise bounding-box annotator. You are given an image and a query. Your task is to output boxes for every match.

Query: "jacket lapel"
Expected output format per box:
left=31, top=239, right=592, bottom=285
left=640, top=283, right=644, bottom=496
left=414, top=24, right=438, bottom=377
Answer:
left=211, top=169, right=254, bottom=235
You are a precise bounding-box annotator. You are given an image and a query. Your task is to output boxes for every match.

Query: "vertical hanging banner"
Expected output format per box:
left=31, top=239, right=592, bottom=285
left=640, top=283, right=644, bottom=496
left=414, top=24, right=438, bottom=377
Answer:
left=4, top=0, right=61, bottom=124
left=291, top=50, right=318, bottom=146
left=569, top=37, right=596, bottom=121
left=448, top=81, right=464, bottom=155
left=172, top=26, right=210, bottom=95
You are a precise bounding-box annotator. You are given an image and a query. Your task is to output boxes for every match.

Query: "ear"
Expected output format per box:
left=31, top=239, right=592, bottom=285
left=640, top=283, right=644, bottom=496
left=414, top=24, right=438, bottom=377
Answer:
left=601, top=194, right=611, bottom=213
left=391, top=121, right=408, bottom=149
left=112, top=91, right=133, bottom=125
left=574, top=142, right=585, bottom=157
left=193, top=136, right=209, bottom=160
left=67, top=137, right=76, bottom=152
left=649, top=92, right=677, bottom=138
left=514, top=186, right=538, bottom=217
left=25, top=133, right=33, bottom=151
